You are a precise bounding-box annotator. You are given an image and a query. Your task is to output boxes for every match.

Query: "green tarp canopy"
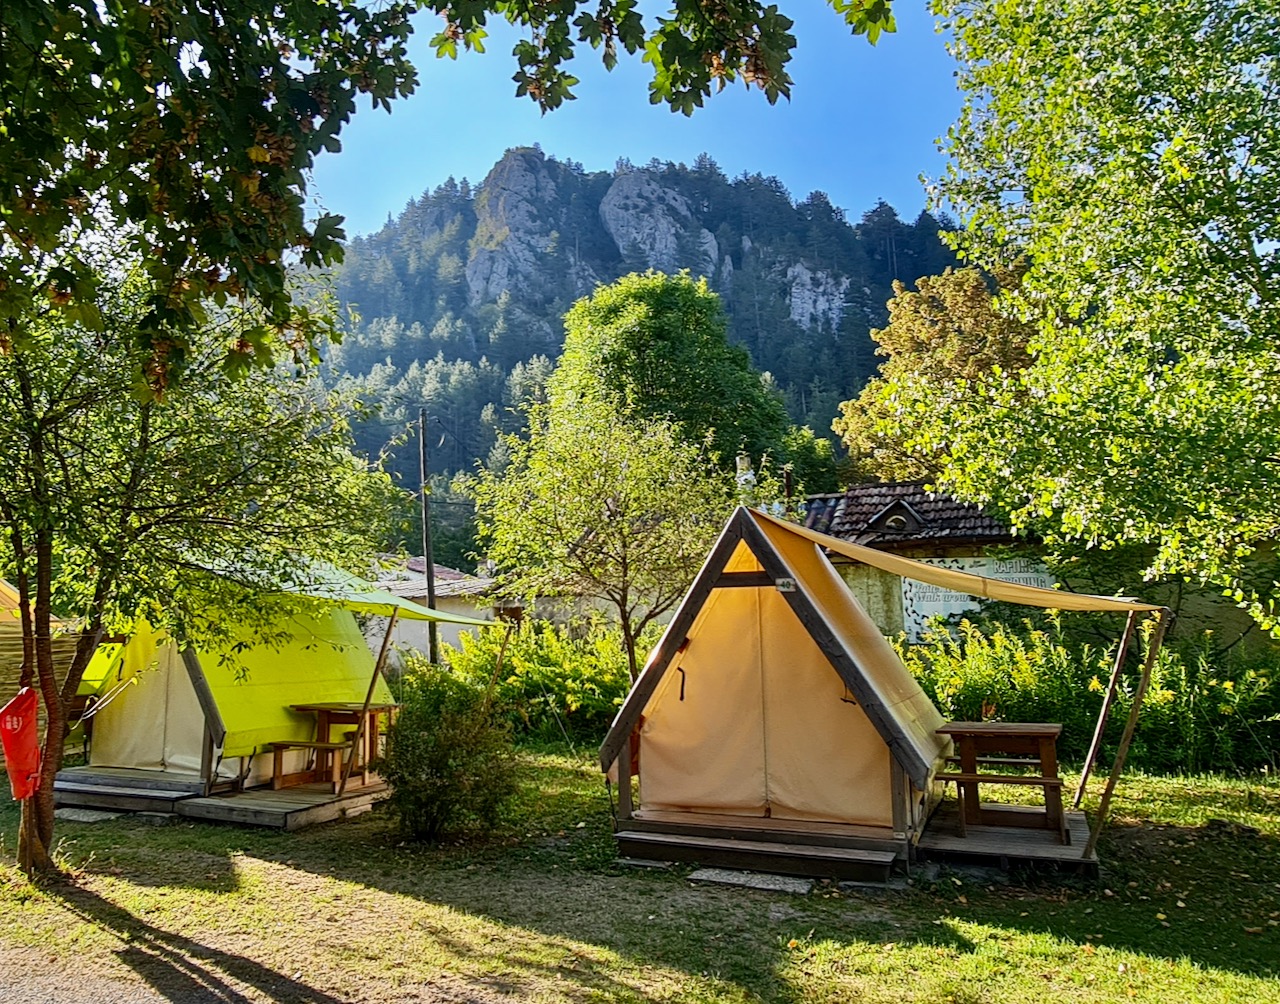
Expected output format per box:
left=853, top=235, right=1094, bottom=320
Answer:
left=285, top=564, right=491, bottom=625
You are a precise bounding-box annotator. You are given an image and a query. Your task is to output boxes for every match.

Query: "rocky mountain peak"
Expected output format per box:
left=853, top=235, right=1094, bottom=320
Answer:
left=466, top=148, right=563, bottom=305
left=599, top=170, right=717, bottom=275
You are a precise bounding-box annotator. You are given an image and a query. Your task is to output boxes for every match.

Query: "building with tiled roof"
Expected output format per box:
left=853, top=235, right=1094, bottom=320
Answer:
left=801, top=482, right=1014, bottom=550
left=802, top=483, right=1043, bottom=640
left=369, top=559, right=500, bottom=661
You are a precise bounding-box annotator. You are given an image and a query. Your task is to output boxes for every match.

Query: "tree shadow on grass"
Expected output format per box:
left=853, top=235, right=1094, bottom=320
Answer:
left=21, top=758, right=1278, bottom=1000
left=277, top=813, right=1278, bottom=999
left=51, top=884, right=348, bottom=1004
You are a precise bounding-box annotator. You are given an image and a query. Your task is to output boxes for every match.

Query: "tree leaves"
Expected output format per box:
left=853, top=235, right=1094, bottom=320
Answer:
left=924, top=0, right=1280, bottom=628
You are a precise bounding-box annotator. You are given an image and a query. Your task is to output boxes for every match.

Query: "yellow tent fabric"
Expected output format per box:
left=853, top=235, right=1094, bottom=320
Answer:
left=754, top=509, right=1163, bottom=613
left=85, top=607, right=392, bottom=771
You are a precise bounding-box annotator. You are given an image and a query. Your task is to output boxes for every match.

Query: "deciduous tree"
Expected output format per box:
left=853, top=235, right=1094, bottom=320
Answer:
left=833, top=266, right=1032, bottom=481
left=468, top=400, right=740, bottom=681
left=924, top=0, right=1280, bottom=628
left=0, top=268, right=398, bottom=875
left=553, top=271, right=836, bottom=489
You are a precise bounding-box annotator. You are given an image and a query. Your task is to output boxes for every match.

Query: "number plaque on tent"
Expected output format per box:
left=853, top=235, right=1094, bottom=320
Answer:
left=775, top=578, right=797, bottom=593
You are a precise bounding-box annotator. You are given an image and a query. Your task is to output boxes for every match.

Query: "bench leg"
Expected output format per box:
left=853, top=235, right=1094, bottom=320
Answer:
left=958, top=738, right=981, bottom=828
left=272, top=747, right=285, bottom=791
left=328, top=746, right=343, bottom=792
left=1038, top=735, right=1068, bottom=843
left=1046, top=784, right=1068, bottom=844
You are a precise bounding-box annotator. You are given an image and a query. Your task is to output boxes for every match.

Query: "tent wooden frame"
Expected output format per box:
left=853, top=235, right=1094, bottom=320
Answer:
left=599, top=507, right=1170, bottom=871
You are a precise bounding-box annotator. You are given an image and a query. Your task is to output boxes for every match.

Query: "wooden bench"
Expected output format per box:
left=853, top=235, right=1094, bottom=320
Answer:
left=935, top=722, right=1068, bottom=844
left=269, top=740, right=353, bottom=791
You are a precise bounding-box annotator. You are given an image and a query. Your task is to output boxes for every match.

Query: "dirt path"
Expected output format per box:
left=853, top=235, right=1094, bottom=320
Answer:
left=0, top=942, right=513, bottom=1004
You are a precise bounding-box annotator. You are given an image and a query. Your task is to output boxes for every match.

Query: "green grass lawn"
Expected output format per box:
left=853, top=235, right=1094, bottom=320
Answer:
left=1, top=748, right=1277, bottom=1003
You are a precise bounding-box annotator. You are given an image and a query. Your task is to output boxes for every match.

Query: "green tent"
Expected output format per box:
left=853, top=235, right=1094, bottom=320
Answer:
left=76, top=573, right=489, bottom=788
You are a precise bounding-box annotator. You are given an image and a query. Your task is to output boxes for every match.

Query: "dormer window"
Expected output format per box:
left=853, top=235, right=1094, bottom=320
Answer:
left=867, top=499, right=926, bottom=535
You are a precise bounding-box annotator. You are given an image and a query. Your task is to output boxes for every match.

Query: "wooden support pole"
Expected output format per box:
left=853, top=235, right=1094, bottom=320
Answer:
left=1083, top=610, right=1171, bottom=859
left=339, top=608, right=399, bottom=796
left=1073, top=609, right=1139, bottom=810
left=181, top=648, right=226, bottom=796
left=615, top=732, right=633, bottom=822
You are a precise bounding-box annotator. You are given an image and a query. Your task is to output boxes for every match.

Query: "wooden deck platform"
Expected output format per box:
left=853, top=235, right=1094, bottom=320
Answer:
left=54, top=766, right=388, bottom=830
left=918, top=802, right=1097, bottom=873
left=612, top=802, right=1100, bottom=881
left=57, top=765, right=207, bottom=793
left=176, top=782, right=388, bottom=831
left=626, top=809, right=905, bottom=853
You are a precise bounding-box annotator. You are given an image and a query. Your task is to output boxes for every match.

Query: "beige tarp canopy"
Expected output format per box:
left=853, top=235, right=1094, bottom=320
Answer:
left=753, top=509, right=1162, bottom=614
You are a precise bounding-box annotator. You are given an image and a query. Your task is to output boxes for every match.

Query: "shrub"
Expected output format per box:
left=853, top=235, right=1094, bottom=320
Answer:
left=444, top=617, right=654, bottom=741
left=378, top=655, right=519, bottom=841
left=900, top=617, right=1280, bottom=774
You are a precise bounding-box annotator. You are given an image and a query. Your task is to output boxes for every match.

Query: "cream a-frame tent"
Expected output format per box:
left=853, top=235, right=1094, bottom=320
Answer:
left=1, top=579, right=79, bottom=707
left=599, top=507, right=1165, bottom=875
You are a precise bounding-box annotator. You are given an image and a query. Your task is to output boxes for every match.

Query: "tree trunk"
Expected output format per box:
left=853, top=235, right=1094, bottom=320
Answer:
left=16, top=616, right=105, bottom=879
left=619, top=611, right=639, bottom=684
left=17, top=755, right=60, bottom=877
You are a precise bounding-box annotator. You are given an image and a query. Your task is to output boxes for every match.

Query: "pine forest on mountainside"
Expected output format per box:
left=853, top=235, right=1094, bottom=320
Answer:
left=326, top=146, right=958, bottom=494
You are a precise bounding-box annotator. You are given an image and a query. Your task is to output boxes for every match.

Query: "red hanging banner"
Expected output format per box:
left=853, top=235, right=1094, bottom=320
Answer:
left=0, top=687, right=41, bottom=800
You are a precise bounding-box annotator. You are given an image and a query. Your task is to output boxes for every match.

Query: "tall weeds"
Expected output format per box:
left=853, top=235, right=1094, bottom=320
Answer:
left=900, top=617, right=1279, bottom=773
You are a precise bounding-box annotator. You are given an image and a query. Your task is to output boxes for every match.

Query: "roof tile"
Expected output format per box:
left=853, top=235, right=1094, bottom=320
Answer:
left=802, top=482, right=1014, bottom=549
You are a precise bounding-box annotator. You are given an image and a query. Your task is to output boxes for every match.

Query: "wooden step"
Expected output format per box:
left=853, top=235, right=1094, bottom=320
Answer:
left=53, top=781, right=197, bottom=813
left=937, top=772, right=1063, bottom=787
left=56, top=766, right=206, bottom=794
left=627, top=809, right=904, bottom=854
left=616, top=830, right=897, bottom=882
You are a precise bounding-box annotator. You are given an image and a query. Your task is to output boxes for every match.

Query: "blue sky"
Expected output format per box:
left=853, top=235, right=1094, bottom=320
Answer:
left=310, top=3, right=961, bottom=238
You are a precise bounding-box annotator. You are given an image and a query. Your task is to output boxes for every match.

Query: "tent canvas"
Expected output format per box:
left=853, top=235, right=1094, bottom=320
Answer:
left=600, top=507, right=952, bottom=851
left=0, top=579, right=80, bottom=708
left=76, top=575, right=491, bottom=788
left=82, top=609, right=388, bottom=781
left=599, top=507, right=1167, bottom=866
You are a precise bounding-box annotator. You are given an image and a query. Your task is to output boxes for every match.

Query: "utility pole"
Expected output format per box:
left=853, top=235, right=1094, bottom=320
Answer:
left=419, top=407, right=439, bottom=664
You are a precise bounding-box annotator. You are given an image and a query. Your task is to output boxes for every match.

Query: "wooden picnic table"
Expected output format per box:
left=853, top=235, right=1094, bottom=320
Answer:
left=935, top=722, right=1068, bottom=844
left=284, top=701, right=400, bottom=791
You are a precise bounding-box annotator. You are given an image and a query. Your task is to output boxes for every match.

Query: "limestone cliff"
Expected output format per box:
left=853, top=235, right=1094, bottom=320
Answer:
left=332, top=146, right=959, bottom=474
